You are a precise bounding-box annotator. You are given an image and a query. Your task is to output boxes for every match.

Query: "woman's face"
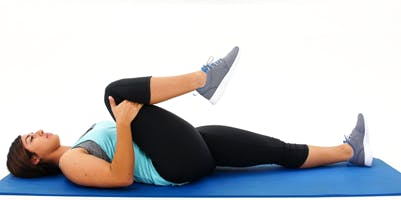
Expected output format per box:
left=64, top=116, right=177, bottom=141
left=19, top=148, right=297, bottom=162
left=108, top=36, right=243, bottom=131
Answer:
left=21, top=130, right=60, bottom=161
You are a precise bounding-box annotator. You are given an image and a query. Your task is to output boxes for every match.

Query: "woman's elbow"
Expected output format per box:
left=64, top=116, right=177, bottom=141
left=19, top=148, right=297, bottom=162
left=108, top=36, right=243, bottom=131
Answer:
left=115, top=177, right=134, bottom=187
left=109, top=173, right=134, bottom=187
left=118, top=176, right=134, bottom=187
left=126, top=177, right=134, bottom=186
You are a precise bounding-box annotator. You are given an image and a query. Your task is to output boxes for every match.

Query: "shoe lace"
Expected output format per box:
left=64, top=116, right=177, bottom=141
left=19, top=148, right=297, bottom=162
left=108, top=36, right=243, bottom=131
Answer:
left=201, top=56, right=223, bottom=72
left=344, top=132, right=355, bottom=144
left=343, top=135, right=351, bottom=143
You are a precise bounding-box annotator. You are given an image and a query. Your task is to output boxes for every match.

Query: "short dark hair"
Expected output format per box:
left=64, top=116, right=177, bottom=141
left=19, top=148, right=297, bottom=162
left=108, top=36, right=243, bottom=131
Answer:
left=7, top=136, right=61, bottom=178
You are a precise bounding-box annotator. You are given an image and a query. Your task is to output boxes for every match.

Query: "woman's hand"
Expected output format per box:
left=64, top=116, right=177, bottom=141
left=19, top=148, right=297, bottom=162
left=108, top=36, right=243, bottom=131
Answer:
left=108, top=96, right=143, bottom=125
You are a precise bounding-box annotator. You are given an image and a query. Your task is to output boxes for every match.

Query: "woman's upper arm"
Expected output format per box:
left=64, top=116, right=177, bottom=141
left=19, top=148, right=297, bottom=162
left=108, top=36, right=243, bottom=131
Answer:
left=59, top=149, right=133, bottom=188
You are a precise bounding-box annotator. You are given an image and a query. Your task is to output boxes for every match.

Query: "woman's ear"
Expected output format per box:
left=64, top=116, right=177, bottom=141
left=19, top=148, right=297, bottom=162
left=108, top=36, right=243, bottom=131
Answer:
left=30, top=155, right=40, bottom=165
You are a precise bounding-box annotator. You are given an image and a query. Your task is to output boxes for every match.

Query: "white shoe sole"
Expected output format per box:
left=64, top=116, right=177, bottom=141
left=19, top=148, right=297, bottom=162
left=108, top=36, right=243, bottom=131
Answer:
left=363, top=115, right=373, bottom=166
left=209, top=49, right=241, bottom=105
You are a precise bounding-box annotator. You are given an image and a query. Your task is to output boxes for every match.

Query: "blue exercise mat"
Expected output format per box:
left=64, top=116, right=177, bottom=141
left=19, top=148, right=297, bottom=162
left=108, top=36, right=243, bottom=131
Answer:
left=1, top=158, right=401, bottom=197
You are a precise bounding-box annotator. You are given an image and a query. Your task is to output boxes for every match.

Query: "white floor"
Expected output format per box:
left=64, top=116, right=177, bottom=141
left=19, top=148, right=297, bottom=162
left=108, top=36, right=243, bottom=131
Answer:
left=0, top=0, right=400, bottom=199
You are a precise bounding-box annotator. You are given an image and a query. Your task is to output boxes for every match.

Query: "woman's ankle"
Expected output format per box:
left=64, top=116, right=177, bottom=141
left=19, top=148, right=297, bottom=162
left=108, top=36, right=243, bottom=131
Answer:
left=196, top=70, right=207, bottom=88
left=340, top=143, right=354, bottom=161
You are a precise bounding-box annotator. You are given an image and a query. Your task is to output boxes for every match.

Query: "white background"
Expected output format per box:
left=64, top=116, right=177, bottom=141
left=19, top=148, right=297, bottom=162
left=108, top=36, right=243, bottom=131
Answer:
left=0, top=0, right=400, bottom=200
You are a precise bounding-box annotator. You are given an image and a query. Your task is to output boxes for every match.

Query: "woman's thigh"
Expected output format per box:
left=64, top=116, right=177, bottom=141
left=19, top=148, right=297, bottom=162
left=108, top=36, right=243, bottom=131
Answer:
left=131, top=105, right=215, bottom=183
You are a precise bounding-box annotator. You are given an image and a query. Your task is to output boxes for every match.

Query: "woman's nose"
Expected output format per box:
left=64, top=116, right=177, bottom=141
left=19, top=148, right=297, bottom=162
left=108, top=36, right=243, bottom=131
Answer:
left=36, top=130, right=44, bottom=136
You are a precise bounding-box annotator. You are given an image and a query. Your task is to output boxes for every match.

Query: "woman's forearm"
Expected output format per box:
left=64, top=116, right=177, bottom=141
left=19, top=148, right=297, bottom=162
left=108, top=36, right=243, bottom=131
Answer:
left=110, top=122, right=134, bottom=185
left=106, top=96, right=141, bottom=186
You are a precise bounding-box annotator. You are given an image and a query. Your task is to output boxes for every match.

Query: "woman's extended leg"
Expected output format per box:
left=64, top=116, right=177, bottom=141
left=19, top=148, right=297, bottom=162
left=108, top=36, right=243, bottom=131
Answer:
left=197, top=126, right=356, bottom=168
left=197, top=113, right=372, bottom=169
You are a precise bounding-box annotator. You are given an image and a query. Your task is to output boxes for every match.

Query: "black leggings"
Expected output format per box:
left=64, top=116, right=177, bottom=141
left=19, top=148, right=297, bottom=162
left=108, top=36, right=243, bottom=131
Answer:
left=104, top=76, right=309, bottom=184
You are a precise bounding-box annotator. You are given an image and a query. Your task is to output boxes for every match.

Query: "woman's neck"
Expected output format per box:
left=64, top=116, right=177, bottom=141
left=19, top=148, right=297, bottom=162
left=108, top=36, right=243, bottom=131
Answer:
left=44, top=146, right=71, bottom=166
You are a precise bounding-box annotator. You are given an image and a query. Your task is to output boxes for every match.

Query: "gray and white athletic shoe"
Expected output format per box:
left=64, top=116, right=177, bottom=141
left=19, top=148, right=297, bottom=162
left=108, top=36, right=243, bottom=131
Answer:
left=344, top=113, right=373, bottom=167
left=196, top=46, right=240, bottom=104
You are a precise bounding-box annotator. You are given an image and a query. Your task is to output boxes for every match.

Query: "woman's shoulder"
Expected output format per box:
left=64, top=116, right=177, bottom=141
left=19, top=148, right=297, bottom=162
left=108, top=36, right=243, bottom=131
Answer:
left=59, top=148, right=88, bottom=166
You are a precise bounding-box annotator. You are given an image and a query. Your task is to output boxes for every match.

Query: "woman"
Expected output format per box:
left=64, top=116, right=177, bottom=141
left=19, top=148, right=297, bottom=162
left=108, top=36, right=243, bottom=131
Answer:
left=7, top=47, right=373, bottom=188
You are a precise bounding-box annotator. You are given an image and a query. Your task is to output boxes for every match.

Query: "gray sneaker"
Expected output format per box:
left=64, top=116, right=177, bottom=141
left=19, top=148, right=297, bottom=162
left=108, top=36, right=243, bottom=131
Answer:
left=344, top=113, right=373, bottom=167
left=196, top=46, right=240, bottom=104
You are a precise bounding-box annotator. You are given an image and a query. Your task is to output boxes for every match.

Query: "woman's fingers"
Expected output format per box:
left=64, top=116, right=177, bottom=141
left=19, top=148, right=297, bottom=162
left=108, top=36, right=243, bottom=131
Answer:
left=108, top=96, right=143, bottom=124
left=108, top=96, right=116, bottom=108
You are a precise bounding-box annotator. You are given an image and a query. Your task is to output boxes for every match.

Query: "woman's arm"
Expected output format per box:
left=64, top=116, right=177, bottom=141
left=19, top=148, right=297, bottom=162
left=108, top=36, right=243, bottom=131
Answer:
left=59, top=97, right=143, bottom=188
left=111, top=119, right=134, bottom=185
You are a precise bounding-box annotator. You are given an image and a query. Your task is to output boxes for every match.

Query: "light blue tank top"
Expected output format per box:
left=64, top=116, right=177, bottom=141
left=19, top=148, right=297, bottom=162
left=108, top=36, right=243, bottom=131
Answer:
left=72, top=120, right=177, bottom=186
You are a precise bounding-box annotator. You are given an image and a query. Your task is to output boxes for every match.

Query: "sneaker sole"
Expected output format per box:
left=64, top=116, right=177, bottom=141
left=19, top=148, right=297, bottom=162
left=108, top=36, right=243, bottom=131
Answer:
left=363, top=115, right=373, bottom=166
left=209, top=49, right=240, bottom=105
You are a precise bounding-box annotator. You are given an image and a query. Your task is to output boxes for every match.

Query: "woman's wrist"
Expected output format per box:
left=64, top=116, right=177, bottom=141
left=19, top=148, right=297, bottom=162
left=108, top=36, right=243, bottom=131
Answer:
left=116, top=120, right=131, bottom=127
